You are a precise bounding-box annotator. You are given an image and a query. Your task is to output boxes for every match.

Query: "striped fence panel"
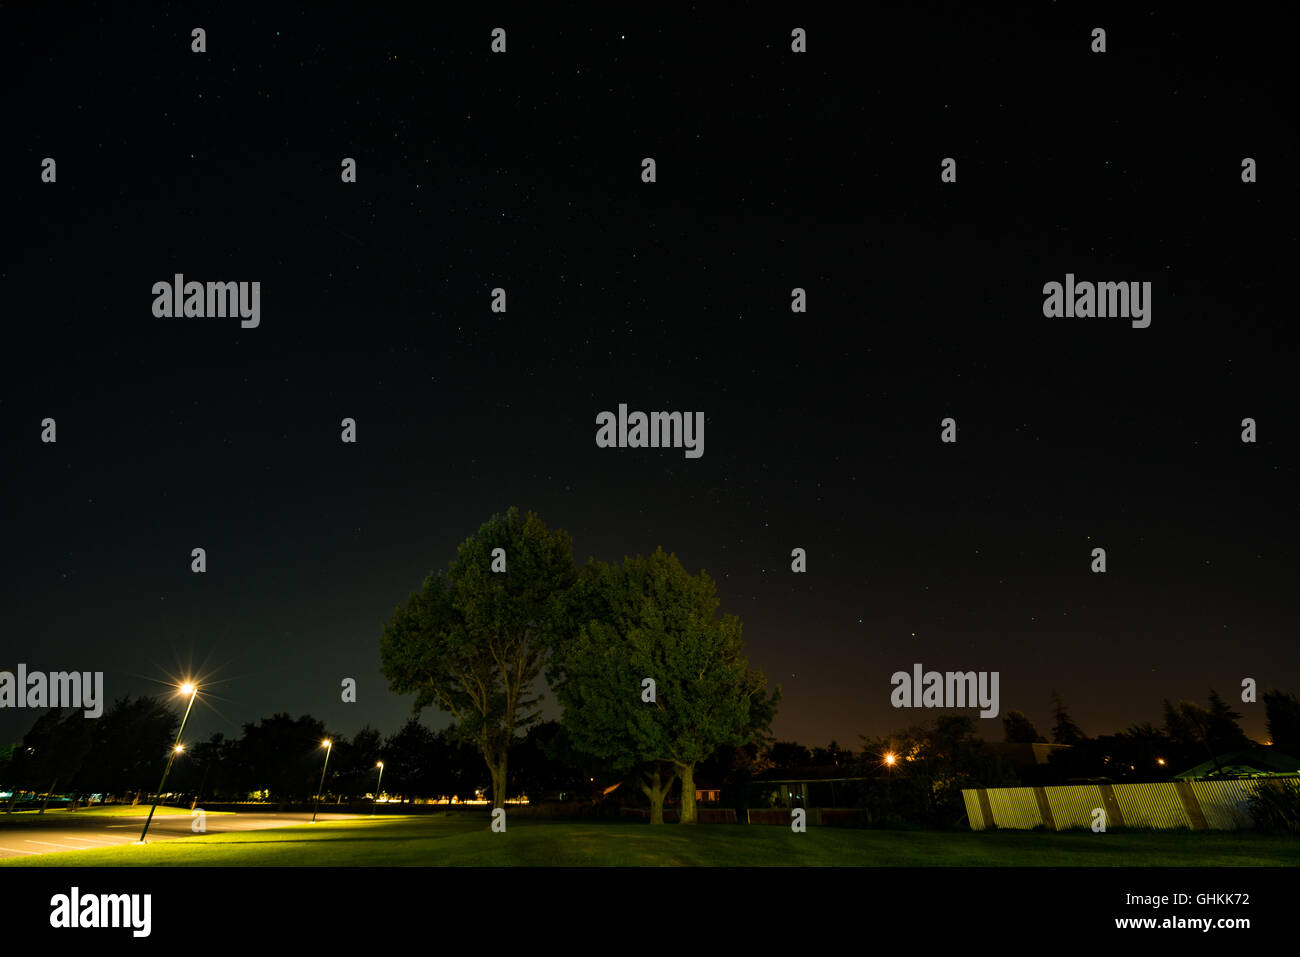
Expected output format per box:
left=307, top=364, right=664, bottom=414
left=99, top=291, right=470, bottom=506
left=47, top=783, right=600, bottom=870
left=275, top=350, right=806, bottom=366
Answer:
left=963, top=778, right=1299, bottom=831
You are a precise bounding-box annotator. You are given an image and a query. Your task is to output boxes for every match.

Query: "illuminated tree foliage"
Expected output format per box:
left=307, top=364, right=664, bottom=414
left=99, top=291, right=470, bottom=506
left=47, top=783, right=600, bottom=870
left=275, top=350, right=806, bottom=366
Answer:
left=551, top=548, right=777, bottom=824
left=380, top=508, right=576, bottom=809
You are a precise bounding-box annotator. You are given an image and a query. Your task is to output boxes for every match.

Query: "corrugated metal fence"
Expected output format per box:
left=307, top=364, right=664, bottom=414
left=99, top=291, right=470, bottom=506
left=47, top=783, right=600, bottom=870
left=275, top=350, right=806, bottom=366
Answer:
left=962, top=778, right=1300, bottom=830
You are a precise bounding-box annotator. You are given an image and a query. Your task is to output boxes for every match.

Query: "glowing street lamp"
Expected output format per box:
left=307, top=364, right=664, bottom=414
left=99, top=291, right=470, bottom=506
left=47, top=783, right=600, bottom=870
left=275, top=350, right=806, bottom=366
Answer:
left=312, top=739, right=333, bottom=823
left=371, top=761, right=384, bottom=816
left=138, top=681, right=198, bottom=843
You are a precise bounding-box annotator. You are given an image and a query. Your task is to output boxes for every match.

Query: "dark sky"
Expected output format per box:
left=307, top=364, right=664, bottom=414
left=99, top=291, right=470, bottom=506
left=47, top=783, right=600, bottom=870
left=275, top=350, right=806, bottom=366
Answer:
left=2, top=6, right=1294, bottom=753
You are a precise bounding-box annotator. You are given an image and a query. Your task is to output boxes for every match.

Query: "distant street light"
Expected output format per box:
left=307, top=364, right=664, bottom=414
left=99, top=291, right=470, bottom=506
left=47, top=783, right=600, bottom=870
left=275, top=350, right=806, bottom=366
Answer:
left=371, top=761, right=384, bottom=816
left=312, top=739, right=333, bottom=823
left=138, top=681, right=199, bottom=843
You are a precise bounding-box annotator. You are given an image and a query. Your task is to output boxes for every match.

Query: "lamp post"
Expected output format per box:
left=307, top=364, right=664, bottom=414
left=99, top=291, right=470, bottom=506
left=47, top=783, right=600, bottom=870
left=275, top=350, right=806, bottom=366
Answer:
left=371, top=761, right=384, bottom=816
left=139, top=682, right=198, bottom=843
left=883, top=751, right=896, bottom=816
left=312, top=739, right=332, bottom=823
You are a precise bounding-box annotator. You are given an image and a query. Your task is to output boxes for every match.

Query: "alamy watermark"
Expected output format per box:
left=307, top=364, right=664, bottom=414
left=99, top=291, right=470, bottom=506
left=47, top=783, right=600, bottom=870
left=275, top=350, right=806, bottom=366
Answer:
left=50, top=887, right=151, bottom=937
left=1042, top=273, right=1151, bottom=328
left=595, top=404, right=704, bottom=459
left=0, top=665, right=103, bottom=718
left=890, top=664, right=1000, bottom=718
left=152, top=275, right=260, bottom=328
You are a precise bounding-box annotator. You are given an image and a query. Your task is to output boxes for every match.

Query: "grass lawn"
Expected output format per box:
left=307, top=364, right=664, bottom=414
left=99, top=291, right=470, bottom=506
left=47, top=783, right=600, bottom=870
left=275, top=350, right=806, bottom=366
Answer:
left=1, top=813, right=1296, bottom=866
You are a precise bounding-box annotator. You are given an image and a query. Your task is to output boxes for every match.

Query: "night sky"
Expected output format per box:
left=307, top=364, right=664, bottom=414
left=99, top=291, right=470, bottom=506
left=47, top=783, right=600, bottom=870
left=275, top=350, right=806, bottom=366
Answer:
left=2, top=6, right=1294, bottom=753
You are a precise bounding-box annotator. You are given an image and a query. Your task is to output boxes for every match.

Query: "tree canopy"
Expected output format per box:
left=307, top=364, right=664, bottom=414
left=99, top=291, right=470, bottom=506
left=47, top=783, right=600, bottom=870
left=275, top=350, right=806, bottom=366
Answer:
left=550, top=548, right=778, bottom=823
left=380, top=507, right=576, bottom=808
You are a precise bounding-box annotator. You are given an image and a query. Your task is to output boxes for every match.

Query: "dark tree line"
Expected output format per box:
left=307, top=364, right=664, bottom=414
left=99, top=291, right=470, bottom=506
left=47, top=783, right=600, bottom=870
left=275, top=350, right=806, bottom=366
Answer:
left=1001, top=688, right=1300, bottom=784
left=1, top=700, right=602, bottom=809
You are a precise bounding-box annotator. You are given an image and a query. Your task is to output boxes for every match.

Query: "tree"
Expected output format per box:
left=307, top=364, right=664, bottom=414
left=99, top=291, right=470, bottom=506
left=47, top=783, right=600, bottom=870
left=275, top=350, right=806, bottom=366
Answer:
left=7, top=709, right=93, bottom=812
left=1164, top=691, right=1253, bottom=772
left=234, top=713, right=328, bottom=806
left=509, top=721, right=601, bottom=802
left=1050, top=692, right=1087, bottom=745
left=768, top=741, right=812, bottom=768
left=859, top=716, right=1016, bottom=826
left=1264, top=689, right=1300, bottom=754
left=74, top=696, right=179, bottom=801
left=809, top=741, right=850, bottom=768
left=1002, top=710, right=1047, bottom=743
left=335, top=725, right=383, bottom=799
left=381, top=718, right=440, bottom=801
left=551, top=548, right=778, bottom=824
left=171, top=732, right=233, bottom=803
left=1205, top=689, right=1252, bottom=754
left=380, top=508, right=576, bottom=809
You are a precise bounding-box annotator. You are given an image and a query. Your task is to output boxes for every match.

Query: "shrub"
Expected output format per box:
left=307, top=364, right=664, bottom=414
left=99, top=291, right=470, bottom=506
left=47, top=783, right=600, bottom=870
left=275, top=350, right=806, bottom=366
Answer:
left=1245, top=779, right=1300, bottom=835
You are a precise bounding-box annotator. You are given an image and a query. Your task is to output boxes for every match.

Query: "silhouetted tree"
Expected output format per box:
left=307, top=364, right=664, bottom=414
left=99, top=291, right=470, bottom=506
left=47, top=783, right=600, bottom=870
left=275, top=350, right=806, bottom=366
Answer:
left=1050, top=692, right=1087, bottom=745
left=809, top=740, right=850, bottom=767
left=1264, top=689, right=1300, bottom=754
left=1002, top=710, right=1047, bottom=743
left=235, top=713, right=329, bottom=807
left=7, top=709, right=94, bottom=811
left=767, top=741, right=812, bottom=768
left=74, top=696, right=178, bottom=800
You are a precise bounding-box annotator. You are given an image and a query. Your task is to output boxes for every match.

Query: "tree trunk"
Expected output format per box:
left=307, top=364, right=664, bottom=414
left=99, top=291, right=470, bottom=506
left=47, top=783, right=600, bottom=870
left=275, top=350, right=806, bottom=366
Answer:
left=640, top=762, right=676, bottom=825
left=39, top=778, right=57, bottom=814
left=676, top=763, right=697, bottom=824
left=488, top=755, right=508, bottom=811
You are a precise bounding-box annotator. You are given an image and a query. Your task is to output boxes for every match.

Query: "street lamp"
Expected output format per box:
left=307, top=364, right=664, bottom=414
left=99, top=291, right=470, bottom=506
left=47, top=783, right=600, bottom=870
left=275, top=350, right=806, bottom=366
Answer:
left=371, top=761, right=384, bottom=816
left=312, top=739, right=333, bottom=823
left=138, top=681, right=198, bottom=843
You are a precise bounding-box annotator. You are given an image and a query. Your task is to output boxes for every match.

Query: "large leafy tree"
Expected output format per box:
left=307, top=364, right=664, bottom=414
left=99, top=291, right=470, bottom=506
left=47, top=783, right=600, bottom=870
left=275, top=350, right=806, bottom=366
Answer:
left=380, top=507, right=576, bottom=808
left=551, top=548, right=778, bottom=824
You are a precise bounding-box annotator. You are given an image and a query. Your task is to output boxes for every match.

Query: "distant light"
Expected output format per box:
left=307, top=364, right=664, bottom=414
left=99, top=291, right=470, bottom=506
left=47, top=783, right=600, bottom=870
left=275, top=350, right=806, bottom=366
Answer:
left=322, top=739, right=332, bottom=748
left=884, top=753, right=896, bottom=766
left=377, top=761, right=384, bottom=768
left=180, top=682, right=196, bottom=695
left=174, top=745, right=185, bottom=753
left=1157, top=758, right=1166, bottom=765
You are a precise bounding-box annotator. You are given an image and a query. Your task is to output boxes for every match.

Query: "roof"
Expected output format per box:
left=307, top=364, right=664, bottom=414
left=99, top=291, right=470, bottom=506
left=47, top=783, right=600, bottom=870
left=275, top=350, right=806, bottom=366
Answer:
left=1174, top=749, right=1300, bottom=780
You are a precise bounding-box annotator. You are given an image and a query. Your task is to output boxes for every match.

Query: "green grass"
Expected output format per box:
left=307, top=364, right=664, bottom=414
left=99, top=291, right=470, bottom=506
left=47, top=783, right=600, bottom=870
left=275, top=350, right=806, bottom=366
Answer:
left=1, top=813, right=1297, bottom=866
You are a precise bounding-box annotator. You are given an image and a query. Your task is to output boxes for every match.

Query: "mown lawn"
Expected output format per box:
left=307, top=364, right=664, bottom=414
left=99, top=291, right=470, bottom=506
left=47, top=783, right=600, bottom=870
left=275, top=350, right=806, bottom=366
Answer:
left=1, top=813, right=1296, bottom=866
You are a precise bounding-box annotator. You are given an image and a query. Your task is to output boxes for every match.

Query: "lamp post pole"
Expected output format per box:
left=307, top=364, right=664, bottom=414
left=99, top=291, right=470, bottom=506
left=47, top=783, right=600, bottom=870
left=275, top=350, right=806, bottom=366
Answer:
left=372, top=762, right=384, bottom=816
left=139, top=683, right=198, bottom=843
left=312, top=740, right=333, bottom=823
